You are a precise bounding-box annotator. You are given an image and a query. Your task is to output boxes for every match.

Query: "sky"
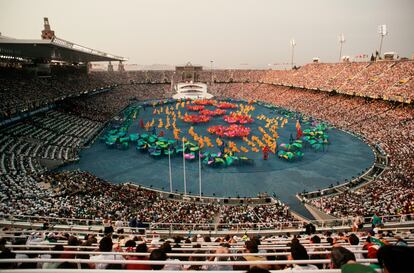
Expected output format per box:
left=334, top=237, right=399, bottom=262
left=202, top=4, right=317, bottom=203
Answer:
left=0, top=0, right=413, bottom=69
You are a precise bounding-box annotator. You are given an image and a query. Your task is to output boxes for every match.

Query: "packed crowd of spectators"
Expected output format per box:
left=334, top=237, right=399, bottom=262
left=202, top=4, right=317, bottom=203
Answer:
left=210, top=82, right=414, bottom=218
left=60, top=84, right=172, bottom=122
left=0, top=75, right=294, bottom=228
left=0, top=69, right=114, bottom=120
left=219, top=202, right=294, bottom=229
left=0, top=224, right=412, bottom=271
left=273, top=60, right=414, bottom=102
left=205, top=60, right=414, bottom=103
left=2, top=60, right=414, bottom=121
left=0, top=169, right=295, bottom=229
left=1, top=61, right=414, bottom=231
left=89, top=71, right=173, bottom=85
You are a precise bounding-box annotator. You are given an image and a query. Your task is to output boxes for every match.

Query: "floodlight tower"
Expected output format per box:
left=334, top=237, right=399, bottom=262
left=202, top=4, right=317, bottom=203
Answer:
left=338, top=33, right=346, bottom=62
left=41, top=17, right=55, bottom=40
left=108, top=61, right=114, bottom=72
left=290, top=39, right=296, bottom=69
left=378, top=25, right=388, bottom=58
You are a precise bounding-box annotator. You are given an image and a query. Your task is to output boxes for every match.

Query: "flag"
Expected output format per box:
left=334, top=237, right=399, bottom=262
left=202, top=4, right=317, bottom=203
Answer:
left=370, top=237, right=385, bottom=247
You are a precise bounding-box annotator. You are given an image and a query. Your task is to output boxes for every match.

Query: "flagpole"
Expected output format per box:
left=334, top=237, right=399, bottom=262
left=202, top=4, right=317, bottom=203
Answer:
left=168, top=145, right=172, bottom=193
left=198, top=151, right=202, bottom=197
left=182, top=138, right=187, bottom=195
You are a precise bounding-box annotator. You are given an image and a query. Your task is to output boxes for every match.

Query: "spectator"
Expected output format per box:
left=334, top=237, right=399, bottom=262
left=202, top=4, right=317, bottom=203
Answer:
left=346, top=234, right=363, bottom=260
left=309, top=235, right=326, bottom=269
left=42, top=244, right=64, bottom=269
left=341, top=263, right=376, bottom=273
left=125, top=242, right=151, bottom=270
left=377, top=245, right=414, bottom=273
left=103, top=217, right=114, bottom=235
left=243, top=240, right=268, bottom=269
left=330, top=246, right=356, bottom=269
left=284, top=242, right=318, bottom=271
left=0, top=249, right=16, bottom=269
left=371, top=213, right=383, bottom=228
left=206, top=246, right=233, bottom=271
left=89, top=236, right=124, bottom=269
left=305, top=222, right=316, bottom=235
left=352, top=215, right=364, bottom=232
left=149, top=249, right=167, bottom=270
left=187, top=250, right=206, bottom=270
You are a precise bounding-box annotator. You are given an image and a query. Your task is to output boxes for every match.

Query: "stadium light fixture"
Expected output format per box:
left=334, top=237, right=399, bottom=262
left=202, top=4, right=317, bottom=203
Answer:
left=338, top=33, right=346, bottom=62
left=199, top=151, right=202, bottom=197
left=290, top=39, right=296, bottom=69
left=168, top=145, right=173, bottom=193
left=377, top=25, right=388, bottom=58
left=210, top=60, right=214, bottom=84
left=182, top=139, right=187, bottom=195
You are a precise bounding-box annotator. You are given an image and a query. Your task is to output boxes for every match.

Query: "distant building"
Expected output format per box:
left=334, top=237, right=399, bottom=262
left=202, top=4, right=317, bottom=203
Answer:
left=175, top=62, right=203, bottom=82
left=383, top=52, right=396, bottom=60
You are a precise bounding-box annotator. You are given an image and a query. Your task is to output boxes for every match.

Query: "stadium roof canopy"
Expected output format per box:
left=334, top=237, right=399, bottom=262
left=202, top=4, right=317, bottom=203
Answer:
left=0, top=36, right=127, bottom=62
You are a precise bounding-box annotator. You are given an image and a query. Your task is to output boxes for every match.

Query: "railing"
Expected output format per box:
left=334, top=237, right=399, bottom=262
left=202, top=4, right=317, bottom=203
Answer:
left=2, top=269, right=368, bottom=273
left=0, top=258, right=379, bottom=269
left=4, top=250, right=370, bottom=256
left=307, top=213, right=414, bottom=230
left=2, top=243, right=363, bottom=251
left=0, top=269, right=381, bottom=273
left=125, top=182, right=277, bottom=205
left=0, top=104, right=56, bottom=127
left=1, top=213, right=413, bottom=235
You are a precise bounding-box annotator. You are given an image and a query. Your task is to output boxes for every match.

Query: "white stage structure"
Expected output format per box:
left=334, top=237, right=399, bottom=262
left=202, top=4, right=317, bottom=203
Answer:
left=172, top=82, right=213, bottom=99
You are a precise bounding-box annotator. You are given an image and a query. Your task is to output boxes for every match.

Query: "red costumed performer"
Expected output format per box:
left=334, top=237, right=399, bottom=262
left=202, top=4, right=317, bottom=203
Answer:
left=262, top=146, right=270, bottom=160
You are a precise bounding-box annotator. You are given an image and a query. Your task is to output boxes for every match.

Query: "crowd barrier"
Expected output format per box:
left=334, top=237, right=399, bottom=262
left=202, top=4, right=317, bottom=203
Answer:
left=1, top=213, right=413, bottom=235
left=2, top=269, right=382, bottom=273
left=0, top=258, right=379, bottom=268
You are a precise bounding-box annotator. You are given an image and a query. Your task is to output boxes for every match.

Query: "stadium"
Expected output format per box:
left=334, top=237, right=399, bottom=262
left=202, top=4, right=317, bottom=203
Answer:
left=0, top=1, right=413, bottom=272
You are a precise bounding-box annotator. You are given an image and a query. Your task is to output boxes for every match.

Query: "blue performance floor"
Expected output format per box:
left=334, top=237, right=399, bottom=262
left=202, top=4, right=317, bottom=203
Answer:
left=61, top=100, right=375, bottom=216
